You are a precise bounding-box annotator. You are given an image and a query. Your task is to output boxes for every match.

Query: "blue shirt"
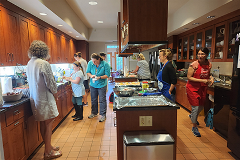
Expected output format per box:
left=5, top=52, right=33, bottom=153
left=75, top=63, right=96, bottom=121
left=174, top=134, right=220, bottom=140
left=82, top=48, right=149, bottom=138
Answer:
left=71, top=70, right=85, bottom=97
left=86, top=60, right=110, bottom=88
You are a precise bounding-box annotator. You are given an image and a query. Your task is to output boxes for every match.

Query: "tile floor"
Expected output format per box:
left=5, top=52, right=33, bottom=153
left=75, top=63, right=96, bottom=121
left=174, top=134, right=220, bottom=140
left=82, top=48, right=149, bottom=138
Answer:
left=31, top=83, right=239, bottom=160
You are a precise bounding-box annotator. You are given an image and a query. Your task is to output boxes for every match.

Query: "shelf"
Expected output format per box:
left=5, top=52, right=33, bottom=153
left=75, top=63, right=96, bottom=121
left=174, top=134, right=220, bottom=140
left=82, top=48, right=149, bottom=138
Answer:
left=216, top=45, right=224, bottom=48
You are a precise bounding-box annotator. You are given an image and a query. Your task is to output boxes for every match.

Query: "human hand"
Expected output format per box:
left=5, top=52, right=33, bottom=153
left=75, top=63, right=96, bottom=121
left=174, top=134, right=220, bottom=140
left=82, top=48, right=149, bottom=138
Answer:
left=208, top=78, right=214, bottom=86
left=96, top=76, right=101, bottom=80
left=202, top=79, right=208, bottom=84
left=62, top=76, right=66, bottom=79
left=91, top=75, right=96, bottom=78
left=169, top=90, right=171, bottom=95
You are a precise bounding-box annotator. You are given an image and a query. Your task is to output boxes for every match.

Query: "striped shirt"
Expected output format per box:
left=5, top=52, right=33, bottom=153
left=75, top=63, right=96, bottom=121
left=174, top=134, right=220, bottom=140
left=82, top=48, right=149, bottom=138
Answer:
left=137, top=60, right=151, bottom=79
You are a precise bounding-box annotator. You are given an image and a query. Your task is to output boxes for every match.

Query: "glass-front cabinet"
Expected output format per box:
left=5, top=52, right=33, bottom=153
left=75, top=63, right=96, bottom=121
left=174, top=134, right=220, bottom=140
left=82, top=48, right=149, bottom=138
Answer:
left=177, top=38, right=182, bottom=61
left=204, top=28, right=213, bottom=59
left=214, top=22, right=226, bottom=60
left=196, top=32, right=203, bottom=59
left=189, top=35, right=194, bottom=60
left=227, top=16, right=240, bottom=60
left=183, top=37, right=188, bottom=60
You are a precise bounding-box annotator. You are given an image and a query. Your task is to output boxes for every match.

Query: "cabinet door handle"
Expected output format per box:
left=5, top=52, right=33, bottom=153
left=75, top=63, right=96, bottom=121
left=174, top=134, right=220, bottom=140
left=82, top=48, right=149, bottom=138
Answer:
left=11, top=53, right=14, bottom=61
left=7, top=53, right=11, bottom=62
left=14, top=110, right=19, bottom=115
left=14, top=121, right=19, bottom=126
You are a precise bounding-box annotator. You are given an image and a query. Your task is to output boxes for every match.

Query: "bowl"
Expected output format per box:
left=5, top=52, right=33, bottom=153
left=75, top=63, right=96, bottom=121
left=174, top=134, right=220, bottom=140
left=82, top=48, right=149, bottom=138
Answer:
left=2, top=92, right=23, bottom=102
left=145, top=88, right=158, bottom=93
left=113, top=87, right=134, bottom=97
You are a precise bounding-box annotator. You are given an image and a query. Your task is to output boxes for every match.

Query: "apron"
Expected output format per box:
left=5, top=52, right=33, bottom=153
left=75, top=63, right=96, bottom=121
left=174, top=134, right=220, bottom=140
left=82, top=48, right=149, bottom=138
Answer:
left=186, top=62, right=210, bottom=106
left=157, top=61, right=172, bottom=100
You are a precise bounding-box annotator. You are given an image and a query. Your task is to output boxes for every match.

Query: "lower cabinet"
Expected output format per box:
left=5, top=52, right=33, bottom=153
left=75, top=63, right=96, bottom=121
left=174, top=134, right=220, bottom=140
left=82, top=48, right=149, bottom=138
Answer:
left=1, top=84, right=73, bottom=160
left=7, top=117, right=28, bottom=160
left=175, top=79, right=191, bottom=111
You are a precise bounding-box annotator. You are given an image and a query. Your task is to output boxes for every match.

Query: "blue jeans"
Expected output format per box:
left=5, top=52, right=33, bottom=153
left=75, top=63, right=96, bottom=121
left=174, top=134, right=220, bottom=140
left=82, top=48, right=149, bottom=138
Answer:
left=90, top=85, right=107, bottom=116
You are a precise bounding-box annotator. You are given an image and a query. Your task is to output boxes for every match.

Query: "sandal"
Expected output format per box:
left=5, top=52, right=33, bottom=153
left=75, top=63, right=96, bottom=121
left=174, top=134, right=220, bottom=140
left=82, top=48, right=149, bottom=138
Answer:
left=53, top=146, right=60, bottom=151
left=44, top=150, right=62, bottom=160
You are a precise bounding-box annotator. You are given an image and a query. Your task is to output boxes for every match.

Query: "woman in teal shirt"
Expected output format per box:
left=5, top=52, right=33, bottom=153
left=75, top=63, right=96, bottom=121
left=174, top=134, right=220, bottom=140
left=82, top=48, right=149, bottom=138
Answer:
left=86, top=53, right=110, bottom=122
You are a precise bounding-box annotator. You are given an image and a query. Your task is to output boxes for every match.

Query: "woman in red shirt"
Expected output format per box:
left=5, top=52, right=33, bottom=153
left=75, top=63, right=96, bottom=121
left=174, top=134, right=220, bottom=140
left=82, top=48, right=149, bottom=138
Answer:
left=186, top=47, right=214, bottom=137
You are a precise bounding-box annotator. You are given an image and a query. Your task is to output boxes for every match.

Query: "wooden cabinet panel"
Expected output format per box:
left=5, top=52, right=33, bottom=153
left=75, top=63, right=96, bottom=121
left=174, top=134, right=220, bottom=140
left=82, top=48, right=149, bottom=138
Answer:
left=61, top=92, right=68, bottom=118
left=19, top=15, right=31, bottom=65
left=76, top=40, right=89, bottom=61
left=51, top=32, right=61, bottom=63
left=26, top=115, right=41, bottom=155
left=45, top=29, right=53, bottom=63
left=7, top=117, right=28, bottom=160
left=5, top=104, right=25, bottom=126
left=1, top=7, right=21, bottom=66
left=2, top=127, right=11, bottom=160
left=60, top=36, right=68, bottom=63
left=69, top=39, right=76, bottom=62
left=175, top=80, right=191, bottom=111
left=0, top=8, right=7, bottom=66
left=30, top=21, right=45, bottom=42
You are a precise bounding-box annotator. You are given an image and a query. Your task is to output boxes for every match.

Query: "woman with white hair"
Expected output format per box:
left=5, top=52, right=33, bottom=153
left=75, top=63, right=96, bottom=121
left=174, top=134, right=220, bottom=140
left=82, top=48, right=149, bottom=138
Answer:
left=131, top=53, right=151, bottom=81
left=26, top=40, right=62, bottom=159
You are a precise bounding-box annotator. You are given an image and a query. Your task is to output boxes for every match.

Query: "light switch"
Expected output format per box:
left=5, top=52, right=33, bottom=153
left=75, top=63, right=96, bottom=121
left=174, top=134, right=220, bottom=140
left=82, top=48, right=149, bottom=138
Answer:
left=139, top=116, right=145, bottom=126
left=145, top=116, right=152, bottom=126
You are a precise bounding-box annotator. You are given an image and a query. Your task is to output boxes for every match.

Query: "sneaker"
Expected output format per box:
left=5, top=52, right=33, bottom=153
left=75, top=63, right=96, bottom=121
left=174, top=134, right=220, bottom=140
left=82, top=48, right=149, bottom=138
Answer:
left=192, top=127, right=201, bottom=137
left=189, top=114, right=199, bottom=125
left=83, top=102, right=88, bottom=106
left=88, top=114, right=97, bottom=119
left=99, top=115, right=106, bottom=122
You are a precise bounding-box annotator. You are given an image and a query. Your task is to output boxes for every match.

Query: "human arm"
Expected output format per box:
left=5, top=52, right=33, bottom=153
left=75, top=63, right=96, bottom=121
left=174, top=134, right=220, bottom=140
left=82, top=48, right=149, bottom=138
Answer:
left=86, top=61, right=95, bottom=78
left=131, top=65, right=139, bottom=74
left=41, top=62, right=57, bottom=94
left=168, top=64, right=177, bottom=94
left=63, top=76, right=81, bottom=84
left=95, top=62, right=110, bottom=80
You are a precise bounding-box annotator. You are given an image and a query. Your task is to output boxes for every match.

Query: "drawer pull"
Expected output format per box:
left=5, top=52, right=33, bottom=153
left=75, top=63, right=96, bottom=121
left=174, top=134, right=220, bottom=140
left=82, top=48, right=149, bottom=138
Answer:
left=14, top=122, right=19, bottom=126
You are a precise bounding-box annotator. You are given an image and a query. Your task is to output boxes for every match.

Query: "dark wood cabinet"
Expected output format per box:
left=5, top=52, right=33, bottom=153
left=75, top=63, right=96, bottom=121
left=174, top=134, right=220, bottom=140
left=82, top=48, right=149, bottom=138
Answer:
left=51, top=32, right=61, bottom=63
left=76, top=40, right=89, bottom=61
left=0, top=8, right=7, bottom=66
left=45, top=29, right=53, bottom=63
left=175, top=80, right=191, bottom=111
left=30, top=21, right=45, bottom=42
left=7, top=117, right=28, bottom=160
left=1, top=6, right=21, bottom=66
left=19, top=15, right=31, bottom=65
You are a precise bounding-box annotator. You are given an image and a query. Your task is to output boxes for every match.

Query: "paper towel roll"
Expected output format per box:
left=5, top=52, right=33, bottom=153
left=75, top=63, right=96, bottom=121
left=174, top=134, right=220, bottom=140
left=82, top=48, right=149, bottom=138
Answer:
left=1, top=77, right=13, bottom=94
left=0, top=81, right=3, bottom=105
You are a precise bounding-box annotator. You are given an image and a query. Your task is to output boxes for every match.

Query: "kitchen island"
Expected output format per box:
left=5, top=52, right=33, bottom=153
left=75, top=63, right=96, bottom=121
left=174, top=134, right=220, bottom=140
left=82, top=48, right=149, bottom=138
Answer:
left=114, top=75, right=138, bottom=82
left=113, top=96, right=180, bottom=160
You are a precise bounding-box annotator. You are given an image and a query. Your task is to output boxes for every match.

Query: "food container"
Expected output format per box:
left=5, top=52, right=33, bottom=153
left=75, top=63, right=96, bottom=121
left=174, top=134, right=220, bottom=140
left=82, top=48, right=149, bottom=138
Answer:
left=142, top=81, right=149, bottom=91
left=145, top=88, right=158, bottom=93
left=2, top=92, right=23, bottom=102
left=113, top=87, right=135, bottom=97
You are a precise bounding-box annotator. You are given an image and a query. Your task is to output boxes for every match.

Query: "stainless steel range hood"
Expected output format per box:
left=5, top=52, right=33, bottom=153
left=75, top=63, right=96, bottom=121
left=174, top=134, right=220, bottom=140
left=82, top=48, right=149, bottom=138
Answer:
left=120, top=41, right=168, bottom=54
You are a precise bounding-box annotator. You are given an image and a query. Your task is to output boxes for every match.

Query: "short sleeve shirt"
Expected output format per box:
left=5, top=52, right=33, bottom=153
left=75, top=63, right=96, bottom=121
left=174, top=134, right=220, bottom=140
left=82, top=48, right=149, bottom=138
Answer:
left=71, top=70, right=85, bottom=97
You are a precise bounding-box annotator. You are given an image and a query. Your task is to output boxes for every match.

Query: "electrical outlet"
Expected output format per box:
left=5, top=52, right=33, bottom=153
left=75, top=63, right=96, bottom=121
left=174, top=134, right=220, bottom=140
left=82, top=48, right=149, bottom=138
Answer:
left=145, top=116, right=152, bottom=126
left=139, top=116, right=145, bottom=126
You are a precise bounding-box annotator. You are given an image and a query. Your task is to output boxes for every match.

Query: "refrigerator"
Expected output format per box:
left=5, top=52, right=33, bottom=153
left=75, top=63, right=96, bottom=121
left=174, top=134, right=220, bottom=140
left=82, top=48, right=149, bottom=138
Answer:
left=149, top=51, right=160, bottom=81
left=227, top=33, right=240, bottom=158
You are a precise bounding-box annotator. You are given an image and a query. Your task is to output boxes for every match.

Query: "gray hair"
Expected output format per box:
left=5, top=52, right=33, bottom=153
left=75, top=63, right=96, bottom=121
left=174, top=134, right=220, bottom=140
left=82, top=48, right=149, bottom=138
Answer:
left=28, top=40, right=50, bottom=59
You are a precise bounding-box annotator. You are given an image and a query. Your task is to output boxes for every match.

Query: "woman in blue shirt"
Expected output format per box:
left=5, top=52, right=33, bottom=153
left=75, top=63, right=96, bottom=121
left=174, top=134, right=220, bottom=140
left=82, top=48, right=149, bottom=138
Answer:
left=63, top=61, right=85, bottom=121
left=86, top=53, right=110, bottom=122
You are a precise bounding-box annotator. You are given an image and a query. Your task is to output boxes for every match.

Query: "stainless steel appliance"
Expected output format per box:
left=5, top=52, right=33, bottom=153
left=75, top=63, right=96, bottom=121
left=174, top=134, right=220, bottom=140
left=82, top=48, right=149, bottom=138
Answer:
left=227, top=33, right=240, bottom=158
left=123, top=131, right=174, bottom=160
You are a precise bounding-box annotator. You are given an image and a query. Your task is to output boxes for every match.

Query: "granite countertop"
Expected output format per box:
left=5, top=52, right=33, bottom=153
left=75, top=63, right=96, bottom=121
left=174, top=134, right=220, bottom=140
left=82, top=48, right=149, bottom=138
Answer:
left=177, top=77, right=231, bottom=90
left=0, top=82, right=67, bottom=114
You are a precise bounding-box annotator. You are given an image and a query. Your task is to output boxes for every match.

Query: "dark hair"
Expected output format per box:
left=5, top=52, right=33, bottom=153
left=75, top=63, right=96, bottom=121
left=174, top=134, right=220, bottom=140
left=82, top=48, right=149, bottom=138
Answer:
left=73, top=61, right=84, bottom=75
left=199, top=47, right=209, bottom=56
left=99, top=52, right=106, bottom=57
left=74, top=52, right=82, bottom=57
left=91, top=53, right=103, bottom=61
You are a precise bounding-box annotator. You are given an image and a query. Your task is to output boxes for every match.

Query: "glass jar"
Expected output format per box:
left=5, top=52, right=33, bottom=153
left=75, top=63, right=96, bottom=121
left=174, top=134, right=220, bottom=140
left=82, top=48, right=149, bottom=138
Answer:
left=142, top=81, right=149, bottom=91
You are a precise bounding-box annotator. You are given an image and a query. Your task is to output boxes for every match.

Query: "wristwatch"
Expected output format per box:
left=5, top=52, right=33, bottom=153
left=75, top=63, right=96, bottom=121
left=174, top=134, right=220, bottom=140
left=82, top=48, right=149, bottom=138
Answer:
left=100, top=76, right=101, bottom=79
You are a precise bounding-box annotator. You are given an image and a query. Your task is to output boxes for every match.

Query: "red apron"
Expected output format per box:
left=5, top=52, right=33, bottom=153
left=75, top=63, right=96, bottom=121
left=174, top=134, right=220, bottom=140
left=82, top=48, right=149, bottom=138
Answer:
left=186, top=62, right=210, bottom=106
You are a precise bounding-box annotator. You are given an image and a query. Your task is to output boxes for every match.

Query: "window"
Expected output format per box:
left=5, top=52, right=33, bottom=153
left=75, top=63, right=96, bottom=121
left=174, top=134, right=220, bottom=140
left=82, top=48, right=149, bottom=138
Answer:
left=116, top=54, right=123, bottom=71
left=106, top=53, right=111, bottom=66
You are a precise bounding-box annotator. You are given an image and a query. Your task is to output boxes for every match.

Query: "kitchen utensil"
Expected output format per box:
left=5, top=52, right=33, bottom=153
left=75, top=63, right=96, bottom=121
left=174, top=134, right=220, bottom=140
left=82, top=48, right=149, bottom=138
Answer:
left=2, top=92, right=23, bottom=102
left=219, top=51, right=223, bottom=59
left=113, top=87, right=135, bottom=97
left=230, top=38, right=235, bottom=44
left=220, top=40, right=224, bottom=46
left=145, top=88, right=157, bottom=93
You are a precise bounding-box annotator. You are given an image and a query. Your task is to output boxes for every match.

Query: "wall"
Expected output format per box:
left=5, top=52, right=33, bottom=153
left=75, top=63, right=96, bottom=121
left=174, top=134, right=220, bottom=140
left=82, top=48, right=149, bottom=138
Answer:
left=89, top=42, right=106, bottom=58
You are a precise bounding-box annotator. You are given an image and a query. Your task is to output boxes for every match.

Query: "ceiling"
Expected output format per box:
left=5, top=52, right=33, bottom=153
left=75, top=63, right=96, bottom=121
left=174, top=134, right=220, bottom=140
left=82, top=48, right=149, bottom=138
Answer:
left=7, top=0, right=240, bottom=42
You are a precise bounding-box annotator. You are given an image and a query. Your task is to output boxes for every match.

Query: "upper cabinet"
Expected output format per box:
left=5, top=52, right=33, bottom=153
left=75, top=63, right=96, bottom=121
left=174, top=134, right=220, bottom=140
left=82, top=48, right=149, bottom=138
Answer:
left=0, top=6, right=22, bottom=66
left=177, top=10, right=240, bottom=62
left=119, top=0, right=168, bottom=53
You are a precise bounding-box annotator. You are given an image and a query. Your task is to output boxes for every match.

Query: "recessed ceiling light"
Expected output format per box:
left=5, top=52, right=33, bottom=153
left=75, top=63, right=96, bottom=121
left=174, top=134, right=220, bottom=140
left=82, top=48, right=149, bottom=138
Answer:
left=192, top=23, right=200, bottom=25
left=58, top=24, right=63, bottom=26
left=89, top=1, right=97, bottom=5
left=68, top=31, right=72, bottom=33
left=97, top=21, right=103, bottom=23
left=207, top=16, right=215, bottom=19
left=39, top=13, right=47, bottom=16
left=76, top=36, right=79, bottom=37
